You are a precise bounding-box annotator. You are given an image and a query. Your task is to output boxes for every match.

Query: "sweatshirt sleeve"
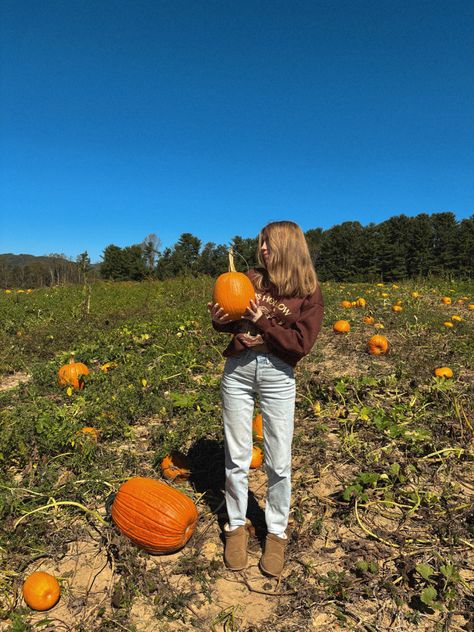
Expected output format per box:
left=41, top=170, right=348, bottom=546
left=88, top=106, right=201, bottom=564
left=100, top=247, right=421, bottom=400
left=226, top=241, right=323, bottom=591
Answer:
left=254, top=285, right=324, bottom=364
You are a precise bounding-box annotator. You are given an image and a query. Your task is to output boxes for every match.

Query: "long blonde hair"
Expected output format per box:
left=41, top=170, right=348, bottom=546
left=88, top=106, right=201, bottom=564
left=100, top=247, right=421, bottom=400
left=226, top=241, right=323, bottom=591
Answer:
left=254, top=221, right=318, bottom=297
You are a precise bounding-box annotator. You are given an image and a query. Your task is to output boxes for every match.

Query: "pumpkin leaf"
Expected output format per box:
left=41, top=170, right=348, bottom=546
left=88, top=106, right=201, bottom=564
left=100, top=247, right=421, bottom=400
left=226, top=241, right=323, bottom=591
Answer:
left=420, top=585, right=437, bottom=606
left=416, top=563, right=435, bottom=581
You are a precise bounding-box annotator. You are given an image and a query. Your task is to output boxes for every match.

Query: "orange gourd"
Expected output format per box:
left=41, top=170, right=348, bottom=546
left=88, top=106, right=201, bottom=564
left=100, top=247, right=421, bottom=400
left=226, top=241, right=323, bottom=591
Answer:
left=111, top=477, right=197, bottom=554
left=250, top=445, right=264, bottom=469
left=363, top=316, right=375, bottom=325
left=333, top=320, right=351, bottom=333
left=434, top=367, right=453, bottom=378
left=252, top=413, right=263, bottom=440
left=392, top=304, right=403, bottom=312
left=77, top=427, right=99, bottom=442
left=58, top=355, right=89, bottom=390
left=160, top=451, right=191, bottom=482
left=212, top=247, right=255, bottom=320
left=441, top=296, right=452, bottom=305
left=22, top=571, right=61, bottom=611
left=340, top=300, right=352, bottom=308
left=367, top=334, right=389, bottom=355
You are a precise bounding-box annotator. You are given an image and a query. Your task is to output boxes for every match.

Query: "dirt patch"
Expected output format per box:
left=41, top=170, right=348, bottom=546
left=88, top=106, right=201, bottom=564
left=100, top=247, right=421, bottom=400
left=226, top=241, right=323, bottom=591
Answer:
left=0, top=372, right=30, bottom=391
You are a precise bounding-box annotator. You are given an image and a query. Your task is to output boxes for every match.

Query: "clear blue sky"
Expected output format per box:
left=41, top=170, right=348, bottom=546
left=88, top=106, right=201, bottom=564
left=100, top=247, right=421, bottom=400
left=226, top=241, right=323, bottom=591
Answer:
left=1, top=0, right=473, bottom=263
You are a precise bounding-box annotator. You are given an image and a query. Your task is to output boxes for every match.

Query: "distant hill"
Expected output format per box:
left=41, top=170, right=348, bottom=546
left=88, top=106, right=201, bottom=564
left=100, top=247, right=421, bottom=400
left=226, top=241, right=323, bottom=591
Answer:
left=0, top=253, right=101, bottom=288
left=0, top=253, right=72, bottom=268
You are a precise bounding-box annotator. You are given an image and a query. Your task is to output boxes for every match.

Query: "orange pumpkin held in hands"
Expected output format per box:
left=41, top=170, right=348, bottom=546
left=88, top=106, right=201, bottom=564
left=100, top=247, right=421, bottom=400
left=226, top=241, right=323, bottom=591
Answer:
left=250, top=445, right=264, bottom=469
left=58, top=354, right=89, bottom=390
left=22, top=571, right=61, bottom=611
left=160, top=451, right=191, bottom=482
left=212, top=247, right=255, bottom=320
left=333, top=320, right=351, bottom=333
left=434, top=367, right=453, bottom=378
left=367, top=335, right=389, bottom=355
left=252, top=413, right=263, bottom=440
left=111, top=477, right=198, bottom=554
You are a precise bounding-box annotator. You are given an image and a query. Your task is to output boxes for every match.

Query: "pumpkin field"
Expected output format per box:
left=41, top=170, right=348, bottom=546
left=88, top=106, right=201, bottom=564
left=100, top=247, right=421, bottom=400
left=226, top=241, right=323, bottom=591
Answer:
left=1, top=276, right=473, bottom=631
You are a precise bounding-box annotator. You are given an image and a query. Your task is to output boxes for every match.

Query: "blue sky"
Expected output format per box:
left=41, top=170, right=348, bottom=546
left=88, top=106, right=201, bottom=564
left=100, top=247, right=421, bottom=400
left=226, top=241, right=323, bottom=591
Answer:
left=1, top=0, right=473, bottom=263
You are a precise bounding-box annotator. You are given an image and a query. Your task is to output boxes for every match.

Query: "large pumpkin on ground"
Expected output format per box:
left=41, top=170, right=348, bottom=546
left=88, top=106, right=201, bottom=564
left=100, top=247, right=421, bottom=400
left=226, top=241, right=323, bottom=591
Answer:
left=252, top=413, right=263, bottom=440
left=58, top=355, right=89, bottom=390
left=111, top=477, right=198, bottom=554
left=250, top=445, right=264, bottom=469
left=367, top=335, right=389, bottom=356
left=212, top=247, right=255, bottom=320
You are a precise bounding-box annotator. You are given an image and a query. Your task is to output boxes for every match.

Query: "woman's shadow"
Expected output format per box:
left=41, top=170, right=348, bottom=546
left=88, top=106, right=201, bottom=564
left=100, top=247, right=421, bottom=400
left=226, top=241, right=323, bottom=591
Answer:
left=187, top=438, right=267, bottom=545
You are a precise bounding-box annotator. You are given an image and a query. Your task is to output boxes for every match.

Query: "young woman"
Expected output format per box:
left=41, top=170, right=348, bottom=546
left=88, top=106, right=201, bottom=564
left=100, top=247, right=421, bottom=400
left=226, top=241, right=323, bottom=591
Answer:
left=208, top=221, right=324, bottom=576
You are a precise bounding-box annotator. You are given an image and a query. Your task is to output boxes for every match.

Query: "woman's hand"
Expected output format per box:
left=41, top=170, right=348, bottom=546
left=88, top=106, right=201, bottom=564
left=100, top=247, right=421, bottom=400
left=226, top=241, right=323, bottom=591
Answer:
left=207, top=302, right=231, bottom=324
left=244, top=299, right=263, bottom=323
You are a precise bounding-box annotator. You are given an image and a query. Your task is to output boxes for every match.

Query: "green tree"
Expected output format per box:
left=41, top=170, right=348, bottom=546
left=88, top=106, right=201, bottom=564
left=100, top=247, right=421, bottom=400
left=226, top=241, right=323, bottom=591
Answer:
left=457, top=216, right=474, bottom=276
left=231, top=236, right=258, bottom=271
left=197, top=243, right=228, bottom=276
left=431, top=212, right=458, bottom=274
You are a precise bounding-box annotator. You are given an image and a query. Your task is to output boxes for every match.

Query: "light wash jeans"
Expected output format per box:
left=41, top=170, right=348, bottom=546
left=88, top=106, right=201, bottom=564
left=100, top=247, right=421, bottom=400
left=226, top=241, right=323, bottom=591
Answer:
left=221, top=349, right=296, bottom=535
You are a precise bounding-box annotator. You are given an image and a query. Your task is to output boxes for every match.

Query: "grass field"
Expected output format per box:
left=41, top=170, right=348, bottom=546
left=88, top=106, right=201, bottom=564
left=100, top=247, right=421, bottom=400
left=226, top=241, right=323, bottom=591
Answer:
left=1, top=277, right=473, bottom=631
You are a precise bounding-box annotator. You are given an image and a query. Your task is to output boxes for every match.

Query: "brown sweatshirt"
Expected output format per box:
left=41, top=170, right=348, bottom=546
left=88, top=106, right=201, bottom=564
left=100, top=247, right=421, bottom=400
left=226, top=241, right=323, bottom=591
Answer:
left=212, top=269, right=324, bottom=367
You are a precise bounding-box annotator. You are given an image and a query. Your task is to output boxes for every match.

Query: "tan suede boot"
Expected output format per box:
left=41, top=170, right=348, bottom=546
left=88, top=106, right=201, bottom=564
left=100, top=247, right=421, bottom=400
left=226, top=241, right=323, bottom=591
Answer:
left=223, top=524, right=249, bottom=571
left=259, top=533, right=287, bottom=576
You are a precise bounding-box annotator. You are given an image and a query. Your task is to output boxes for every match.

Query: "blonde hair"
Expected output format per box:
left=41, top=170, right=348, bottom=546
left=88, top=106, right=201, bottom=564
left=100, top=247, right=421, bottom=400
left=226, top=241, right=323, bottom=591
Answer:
left=255, top=221, right=318, bottom=297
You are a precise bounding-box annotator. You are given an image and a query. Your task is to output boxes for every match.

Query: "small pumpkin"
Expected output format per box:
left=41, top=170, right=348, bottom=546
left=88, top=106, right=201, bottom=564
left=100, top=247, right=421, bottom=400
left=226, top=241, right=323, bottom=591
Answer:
left=111, top=477, right=198, bottom=554
left=22, top=571, right=61, bottom=611
left=252, top=413, right=263, bottom=440
left=441, top=296, right=452, bottom=305
left=356, top=297, right=366, bottom=308
left=77, top=427, right=99, bottom=442
left=443, top=321, right=454, bottom=328
left=160, top=451, right=191, bottom=482
left=468, top=304, right=474, bottom=311
left=392, top=304, right=403, bottom=313
left=250, top=445, right=264, bottom=469
left=340, top=300, right=352, bottom=308
left=363, top=316, right=375, bottom=325
left=212, top=247, right=255, bottom=320
left=58, top=355, right=89, bottom=390
left=333, top=320, right=351, bottom=333
left=451, top=315, right=462, bottom=322
left=100, top=361, right=117, bottom=372
left=367, top=334, right=389, bottom=355
left=411, top=291, right=420, bottom=299
left=434, top=367, right=453, bottom=378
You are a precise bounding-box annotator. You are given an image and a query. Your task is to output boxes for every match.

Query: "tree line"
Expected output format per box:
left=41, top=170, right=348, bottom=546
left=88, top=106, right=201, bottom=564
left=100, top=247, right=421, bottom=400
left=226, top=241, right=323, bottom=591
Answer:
left=2, top=213, right=472, bottom=288
left=101, top=213, right=474, bottom=282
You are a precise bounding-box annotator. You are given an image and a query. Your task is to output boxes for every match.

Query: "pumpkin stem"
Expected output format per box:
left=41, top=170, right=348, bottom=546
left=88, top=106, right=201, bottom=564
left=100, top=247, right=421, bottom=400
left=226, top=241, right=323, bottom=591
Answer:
left=228, top=246, right=236, bottom=273
left=69, top=352, right=76, bottom=364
